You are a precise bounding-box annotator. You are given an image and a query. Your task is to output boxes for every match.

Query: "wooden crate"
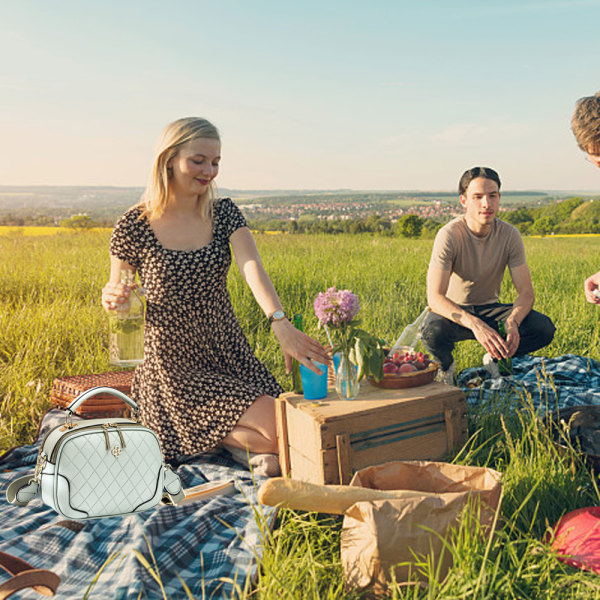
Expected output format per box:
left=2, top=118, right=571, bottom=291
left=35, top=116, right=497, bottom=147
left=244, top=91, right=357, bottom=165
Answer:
left=276, top=381, right=467, bottom=485
left=50, top=371, right=134, bottom=419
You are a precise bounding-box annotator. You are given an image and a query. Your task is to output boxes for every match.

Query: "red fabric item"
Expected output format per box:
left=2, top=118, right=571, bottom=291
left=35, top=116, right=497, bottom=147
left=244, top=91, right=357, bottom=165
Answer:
left=551, top=507, right=600, bottom=573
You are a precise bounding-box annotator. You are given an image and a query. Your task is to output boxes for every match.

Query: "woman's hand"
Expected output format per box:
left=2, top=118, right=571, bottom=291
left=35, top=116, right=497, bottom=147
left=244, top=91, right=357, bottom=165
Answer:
left=271, top=319, right=332, bottom=374
left=101, top=280, right=137, bottom=312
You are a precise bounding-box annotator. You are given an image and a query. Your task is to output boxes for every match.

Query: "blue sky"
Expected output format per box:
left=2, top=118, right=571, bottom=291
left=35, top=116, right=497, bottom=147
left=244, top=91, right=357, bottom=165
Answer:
left=1, top=0, right=600, bottom=191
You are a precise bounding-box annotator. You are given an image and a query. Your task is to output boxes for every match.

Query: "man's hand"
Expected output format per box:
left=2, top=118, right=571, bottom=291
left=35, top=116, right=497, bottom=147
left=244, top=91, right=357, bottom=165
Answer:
left=584, top=271, right=600, bottom=304
left=471, top=320, right=510, bottom=360
left=504, top=320, right=520, bottom=357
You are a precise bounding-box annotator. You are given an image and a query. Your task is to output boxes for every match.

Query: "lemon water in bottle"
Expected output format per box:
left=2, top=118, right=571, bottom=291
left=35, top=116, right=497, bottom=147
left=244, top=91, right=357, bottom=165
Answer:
left=291, top=314, right=303, bottom=394
left=108, top=269, right=145, bottom=367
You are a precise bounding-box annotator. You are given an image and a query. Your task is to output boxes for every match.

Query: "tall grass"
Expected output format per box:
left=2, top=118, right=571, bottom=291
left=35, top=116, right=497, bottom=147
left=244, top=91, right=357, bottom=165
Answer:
left=3, top=231, right=600, bottom=597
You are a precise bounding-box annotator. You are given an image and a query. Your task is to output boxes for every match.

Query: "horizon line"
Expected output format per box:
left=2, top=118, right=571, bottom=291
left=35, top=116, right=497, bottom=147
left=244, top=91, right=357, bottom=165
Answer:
left=1, top=184, right=600, bottom=195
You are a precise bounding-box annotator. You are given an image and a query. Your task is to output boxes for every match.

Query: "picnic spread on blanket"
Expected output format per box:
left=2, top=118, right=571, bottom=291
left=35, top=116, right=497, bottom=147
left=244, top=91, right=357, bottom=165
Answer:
left=4, top=277, right=600, bottom=595
left=5, top=352, right=600, bottom=596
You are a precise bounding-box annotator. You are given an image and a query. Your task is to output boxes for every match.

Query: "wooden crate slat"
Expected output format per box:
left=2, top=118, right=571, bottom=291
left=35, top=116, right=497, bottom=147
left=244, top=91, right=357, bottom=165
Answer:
left=347, top=429, right=449, bottom=472
left=288, top=447, right=326, bottom=485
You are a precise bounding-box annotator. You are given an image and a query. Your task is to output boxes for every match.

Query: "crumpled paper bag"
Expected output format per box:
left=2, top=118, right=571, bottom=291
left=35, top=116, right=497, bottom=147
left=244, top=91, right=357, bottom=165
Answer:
left=341, top=460, right=502, bottom=592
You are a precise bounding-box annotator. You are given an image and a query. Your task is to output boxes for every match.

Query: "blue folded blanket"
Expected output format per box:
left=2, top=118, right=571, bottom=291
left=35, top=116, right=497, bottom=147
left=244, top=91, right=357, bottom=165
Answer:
left=457, top=353, right=600, bottom=412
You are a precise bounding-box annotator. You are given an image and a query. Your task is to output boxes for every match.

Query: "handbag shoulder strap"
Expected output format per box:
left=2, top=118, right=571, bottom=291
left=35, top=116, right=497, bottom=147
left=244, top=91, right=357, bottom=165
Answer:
left=0, top=550, right=60, bottom=599
left=6, top=476, right=39, bottom=507
left=163, top=465, right=185, bottom=505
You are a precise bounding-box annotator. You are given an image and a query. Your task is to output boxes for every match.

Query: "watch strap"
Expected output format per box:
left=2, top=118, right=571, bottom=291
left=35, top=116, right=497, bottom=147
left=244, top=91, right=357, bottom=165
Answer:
left=268, top=310, right=287, bottom=324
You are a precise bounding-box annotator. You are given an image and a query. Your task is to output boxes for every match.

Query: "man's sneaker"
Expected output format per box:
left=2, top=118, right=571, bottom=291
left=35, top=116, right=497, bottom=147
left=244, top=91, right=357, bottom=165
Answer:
left=482, top=353, right=500, bottom=378
left=436, top=361, right=456, bottom=385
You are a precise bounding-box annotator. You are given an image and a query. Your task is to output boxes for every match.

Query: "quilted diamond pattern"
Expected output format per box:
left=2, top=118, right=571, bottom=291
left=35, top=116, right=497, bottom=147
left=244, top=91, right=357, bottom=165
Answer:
left=54, top=427, right=163, bottom=517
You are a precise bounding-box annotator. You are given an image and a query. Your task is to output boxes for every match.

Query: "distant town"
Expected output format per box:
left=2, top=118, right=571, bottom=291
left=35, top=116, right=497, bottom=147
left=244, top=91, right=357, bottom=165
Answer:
left=238, top=195, right=457, bottom=222
left=0, top=186, right=599, bottom=237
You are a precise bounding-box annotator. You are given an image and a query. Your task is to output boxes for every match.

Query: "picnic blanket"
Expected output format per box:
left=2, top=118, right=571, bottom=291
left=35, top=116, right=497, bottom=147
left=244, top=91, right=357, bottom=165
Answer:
left=457, top=353, right=600, bottom=412
left=0, top=411, right=276, bottom=600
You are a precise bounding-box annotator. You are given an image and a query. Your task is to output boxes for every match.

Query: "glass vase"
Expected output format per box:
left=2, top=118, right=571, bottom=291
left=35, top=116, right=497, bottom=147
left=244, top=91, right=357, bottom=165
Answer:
left=335, top=352, right=360, bottom=400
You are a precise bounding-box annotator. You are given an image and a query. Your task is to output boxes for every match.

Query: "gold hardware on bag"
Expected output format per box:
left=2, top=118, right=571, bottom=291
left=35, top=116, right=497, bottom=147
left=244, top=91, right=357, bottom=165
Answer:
left=60, top=423, right=79, bottom=431
left=102, top=422, right=126, bottom=451
left=114, top=423, right=126, bottom=448
left=111, top=445, right=122, bottom=458
left=33, top=452, right=47, bottom=483
left=102, top=424, right=110, bottom=450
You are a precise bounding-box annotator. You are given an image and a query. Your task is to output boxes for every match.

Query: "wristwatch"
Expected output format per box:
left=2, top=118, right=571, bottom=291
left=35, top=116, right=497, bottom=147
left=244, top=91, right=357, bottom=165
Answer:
left=268, top=310, right=287, bottom=325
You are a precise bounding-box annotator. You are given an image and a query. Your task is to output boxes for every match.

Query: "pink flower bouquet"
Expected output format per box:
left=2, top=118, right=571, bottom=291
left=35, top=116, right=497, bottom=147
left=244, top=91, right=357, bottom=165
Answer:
left=313, top=287, right=384, bottom=382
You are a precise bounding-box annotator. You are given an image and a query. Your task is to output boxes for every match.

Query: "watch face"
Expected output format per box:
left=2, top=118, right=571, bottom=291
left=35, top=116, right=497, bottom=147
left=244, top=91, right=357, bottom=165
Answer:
left=270, top=310, right=285, bottom=322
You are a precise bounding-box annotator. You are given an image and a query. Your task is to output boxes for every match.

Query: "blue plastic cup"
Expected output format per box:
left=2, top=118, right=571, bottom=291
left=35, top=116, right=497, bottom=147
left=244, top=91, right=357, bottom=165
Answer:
left=299, top=361, right=328, bottom=400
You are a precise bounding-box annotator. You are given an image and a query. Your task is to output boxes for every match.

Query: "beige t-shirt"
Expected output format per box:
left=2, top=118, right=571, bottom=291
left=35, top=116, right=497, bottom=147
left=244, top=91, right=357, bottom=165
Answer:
left=429, top=217, right=527, bottom=306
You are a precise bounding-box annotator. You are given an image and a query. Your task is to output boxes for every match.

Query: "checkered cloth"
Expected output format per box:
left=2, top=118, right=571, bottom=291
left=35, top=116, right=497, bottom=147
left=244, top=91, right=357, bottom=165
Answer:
left=457, top=354, right=600, bottom=412
left=0, top=411, right=275, bottom=599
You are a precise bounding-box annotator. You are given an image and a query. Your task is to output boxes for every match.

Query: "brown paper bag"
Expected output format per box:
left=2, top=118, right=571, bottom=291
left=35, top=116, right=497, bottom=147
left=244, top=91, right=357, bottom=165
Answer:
left=341, top=460, right=502, bottom=592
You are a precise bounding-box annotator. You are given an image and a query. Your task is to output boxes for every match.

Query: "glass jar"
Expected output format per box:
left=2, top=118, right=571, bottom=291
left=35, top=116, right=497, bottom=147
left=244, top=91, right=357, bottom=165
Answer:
left=108, top=269, right=145, bottom=367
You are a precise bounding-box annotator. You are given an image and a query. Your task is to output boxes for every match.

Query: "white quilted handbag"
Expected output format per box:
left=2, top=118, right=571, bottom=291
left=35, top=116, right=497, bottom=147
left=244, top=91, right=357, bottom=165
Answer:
left=6, top=386, right=184, bottom=519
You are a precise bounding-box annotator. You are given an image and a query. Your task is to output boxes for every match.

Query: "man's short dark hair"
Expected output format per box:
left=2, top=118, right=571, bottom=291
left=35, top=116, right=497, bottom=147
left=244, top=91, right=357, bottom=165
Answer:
left=458, top=167, right=501, bottom=196
left=571, top=91, right=600, bottom=153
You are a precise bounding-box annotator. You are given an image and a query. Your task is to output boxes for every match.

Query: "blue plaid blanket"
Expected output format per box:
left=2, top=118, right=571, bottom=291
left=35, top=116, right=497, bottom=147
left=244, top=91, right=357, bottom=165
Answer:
left=457, top=353, right=600, bottom=412
left=0, top=413, right=275, bottom=600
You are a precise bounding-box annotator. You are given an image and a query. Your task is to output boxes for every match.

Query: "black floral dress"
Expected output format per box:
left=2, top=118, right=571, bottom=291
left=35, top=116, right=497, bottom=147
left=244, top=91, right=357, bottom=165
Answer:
left=109, top=198, right=283, bottom=459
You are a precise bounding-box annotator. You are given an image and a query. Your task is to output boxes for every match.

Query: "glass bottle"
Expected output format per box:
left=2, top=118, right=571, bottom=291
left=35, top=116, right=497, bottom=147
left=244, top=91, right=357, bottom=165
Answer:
left=497, top=319, right=513, bottom=376
left=108, top=269, right=145, bottom=367
left=291, top=314, right=303, bottom=394
left=389, top=307, right=430, bottom=354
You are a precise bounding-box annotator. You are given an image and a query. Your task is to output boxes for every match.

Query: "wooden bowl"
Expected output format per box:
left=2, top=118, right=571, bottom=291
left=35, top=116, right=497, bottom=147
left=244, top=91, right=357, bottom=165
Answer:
left=368, top=363, right=439, bottom=389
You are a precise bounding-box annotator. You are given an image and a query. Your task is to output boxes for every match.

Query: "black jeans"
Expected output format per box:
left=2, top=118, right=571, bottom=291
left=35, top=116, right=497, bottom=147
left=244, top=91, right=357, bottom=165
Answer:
left=420, top=303, right=556, bottom=371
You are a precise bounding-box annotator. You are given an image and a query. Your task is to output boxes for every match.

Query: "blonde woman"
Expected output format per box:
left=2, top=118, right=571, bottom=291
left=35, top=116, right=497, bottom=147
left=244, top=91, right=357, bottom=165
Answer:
left=101, top=117, right=329, bottom=473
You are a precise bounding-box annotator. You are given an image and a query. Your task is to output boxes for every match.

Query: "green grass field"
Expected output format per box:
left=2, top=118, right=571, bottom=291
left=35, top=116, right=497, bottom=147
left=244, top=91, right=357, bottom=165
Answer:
left=3, top=230, right=600, bottom=598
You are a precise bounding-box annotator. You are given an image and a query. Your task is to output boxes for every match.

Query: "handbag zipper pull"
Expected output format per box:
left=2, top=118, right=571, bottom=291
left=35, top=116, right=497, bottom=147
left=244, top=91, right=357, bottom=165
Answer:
left=114, top=424, right=126, bottom=448
left=102, top=423, right=110, bottom=451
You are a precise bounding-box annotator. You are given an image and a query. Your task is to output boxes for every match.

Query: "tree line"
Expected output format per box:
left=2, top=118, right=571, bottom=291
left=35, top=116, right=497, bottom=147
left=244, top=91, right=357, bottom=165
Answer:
left=248, top=214, right=439, bottom=238
left=502, top=197, right=600, bottom=235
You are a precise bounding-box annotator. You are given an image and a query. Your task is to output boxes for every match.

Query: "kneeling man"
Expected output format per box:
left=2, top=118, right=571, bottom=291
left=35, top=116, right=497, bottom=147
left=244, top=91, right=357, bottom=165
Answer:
left=421, top=166, right=555, bottom=383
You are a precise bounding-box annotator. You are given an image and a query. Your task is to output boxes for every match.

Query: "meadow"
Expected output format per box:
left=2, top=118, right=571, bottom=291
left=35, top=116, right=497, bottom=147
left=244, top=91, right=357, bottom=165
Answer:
left=3, top=230, right=600, bottom=598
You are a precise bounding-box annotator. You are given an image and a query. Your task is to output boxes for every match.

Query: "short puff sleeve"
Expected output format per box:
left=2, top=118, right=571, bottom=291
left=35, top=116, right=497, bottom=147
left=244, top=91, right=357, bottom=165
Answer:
left=217, top=198, right=247, bottom=240
left=109, top=208, right=143, bottom=271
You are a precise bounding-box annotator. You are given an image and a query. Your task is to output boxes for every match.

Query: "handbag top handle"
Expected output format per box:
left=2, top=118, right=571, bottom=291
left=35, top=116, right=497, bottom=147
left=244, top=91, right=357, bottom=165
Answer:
left=66, top=386, right=139, bottom=417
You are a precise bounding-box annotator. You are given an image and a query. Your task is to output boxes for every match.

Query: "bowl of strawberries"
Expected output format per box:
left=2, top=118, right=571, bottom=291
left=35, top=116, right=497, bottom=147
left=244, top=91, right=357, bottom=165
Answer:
left=368, top=347, right=439, bottom=389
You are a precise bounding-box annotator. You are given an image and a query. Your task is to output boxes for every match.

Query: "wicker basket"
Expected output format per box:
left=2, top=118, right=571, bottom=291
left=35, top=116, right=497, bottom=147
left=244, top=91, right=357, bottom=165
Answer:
left=50, top=371, right=135, bottom=419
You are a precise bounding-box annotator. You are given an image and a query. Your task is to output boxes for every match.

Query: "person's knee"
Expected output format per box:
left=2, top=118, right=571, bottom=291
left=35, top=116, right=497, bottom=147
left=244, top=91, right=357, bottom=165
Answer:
left=524, top=312, right=556, bottom=349
left=236, top=395, right=278, bottom=453
left=532, top=314, right=555, bottom=347
left=421, top=316, right=452, bottom=348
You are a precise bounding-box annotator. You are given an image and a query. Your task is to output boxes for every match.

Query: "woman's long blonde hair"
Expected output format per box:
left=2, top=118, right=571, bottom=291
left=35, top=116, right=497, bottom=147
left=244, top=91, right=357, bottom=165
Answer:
left=140, top=117, right=220, bottom=221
